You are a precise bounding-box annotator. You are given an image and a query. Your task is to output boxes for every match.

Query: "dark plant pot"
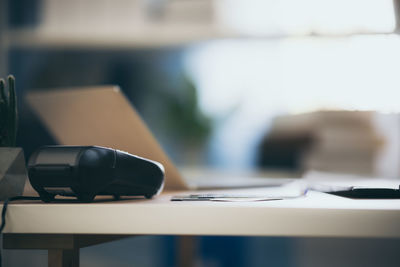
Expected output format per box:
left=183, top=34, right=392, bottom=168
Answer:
left=0, top=147, right=27, bottom=200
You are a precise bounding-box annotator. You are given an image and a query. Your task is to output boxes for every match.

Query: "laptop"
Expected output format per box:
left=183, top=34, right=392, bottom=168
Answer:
left=26, top=86, right=293, bottom=191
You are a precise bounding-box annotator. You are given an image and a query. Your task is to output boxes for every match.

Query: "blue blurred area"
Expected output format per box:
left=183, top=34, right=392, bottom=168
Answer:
left=4, top=235, right=399, bottom=267
left=2, top=235, right=295, bottom=267
left=10, top=47, right=187, bottom=162
left=7, top=0, right=42, bottom=28
left=198, top=236, right=293, bottom=267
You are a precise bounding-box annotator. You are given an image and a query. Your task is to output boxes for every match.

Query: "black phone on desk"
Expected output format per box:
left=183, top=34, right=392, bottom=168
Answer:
left=311, top=184, right=400, bottom=199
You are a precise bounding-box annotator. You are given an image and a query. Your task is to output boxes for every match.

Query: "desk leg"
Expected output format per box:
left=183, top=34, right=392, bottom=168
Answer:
left=3, top=234, right=126, bottom=267
left=48, top=249, right=79, bottom=267
left=177, top=236, right=197, bottom=267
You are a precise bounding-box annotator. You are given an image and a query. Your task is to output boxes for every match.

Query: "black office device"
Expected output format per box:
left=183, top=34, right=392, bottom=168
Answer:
left=27, top=146, right=165, bottom=202
left=328, top=187, right=400, bottom=199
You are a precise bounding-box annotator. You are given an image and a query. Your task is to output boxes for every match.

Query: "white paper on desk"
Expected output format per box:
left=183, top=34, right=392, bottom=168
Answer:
left=171, top=181, right=308, bottom=202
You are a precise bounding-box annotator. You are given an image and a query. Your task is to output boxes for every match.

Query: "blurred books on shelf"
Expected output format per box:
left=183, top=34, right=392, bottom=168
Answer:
left=259, top=110, right=385, bottom=176
left=39, top=0, right=216, bottom=35
left=8, top=0, right=223, bottom=48
left=7, top=0, right=226, bottom=49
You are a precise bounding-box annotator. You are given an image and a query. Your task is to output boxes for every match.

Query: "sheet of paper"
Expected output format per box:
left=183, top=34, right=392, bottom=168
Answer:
left=171, top=188, right=308, bottom=202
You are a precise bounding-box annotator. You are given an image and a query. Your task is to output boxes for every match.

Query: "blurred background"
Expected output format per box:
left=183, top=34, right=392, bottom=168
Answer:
left=1, top=0, right=400, bottom=266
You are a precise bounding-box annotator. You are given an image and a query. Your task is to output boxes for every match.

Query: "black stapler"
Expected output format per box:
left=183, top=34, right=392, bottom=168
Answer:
left=27, top=146, right=165, bottom=202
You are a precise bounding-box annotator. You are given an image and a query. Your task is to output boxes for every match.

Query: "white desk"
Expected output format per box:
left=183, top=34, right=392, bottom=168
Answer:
left=3, top=185, right=400, bottom=266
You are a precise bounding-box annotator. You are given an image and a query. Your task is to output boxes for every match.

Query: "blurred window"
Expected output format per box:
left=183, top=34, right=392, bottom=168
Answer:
left=186, top=35, right=400, bottom=116
left=216, top=0, right=395, bottom=35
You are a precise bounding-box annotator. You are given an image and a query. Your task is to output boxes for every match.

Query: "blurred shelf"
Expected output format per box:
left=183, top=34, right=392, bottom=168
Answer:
left=7, top=27, right=239, bottom=50
left=7, top=28, right=396, bottom=51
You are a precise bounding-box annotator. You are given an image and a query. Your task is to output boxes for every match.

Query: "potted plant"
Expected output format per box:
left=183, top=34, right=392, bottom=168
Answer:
left=163, top=75, right=212, bottom=165
left=0, top=75, right=27, bottom=200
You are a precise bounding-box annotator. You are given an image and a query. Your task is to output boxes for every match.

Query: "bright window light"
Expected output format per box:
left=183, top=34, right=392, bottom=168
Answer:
left=216, top=0, right=396, bottom=35
left=185, top=34, right=400, bottom=116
